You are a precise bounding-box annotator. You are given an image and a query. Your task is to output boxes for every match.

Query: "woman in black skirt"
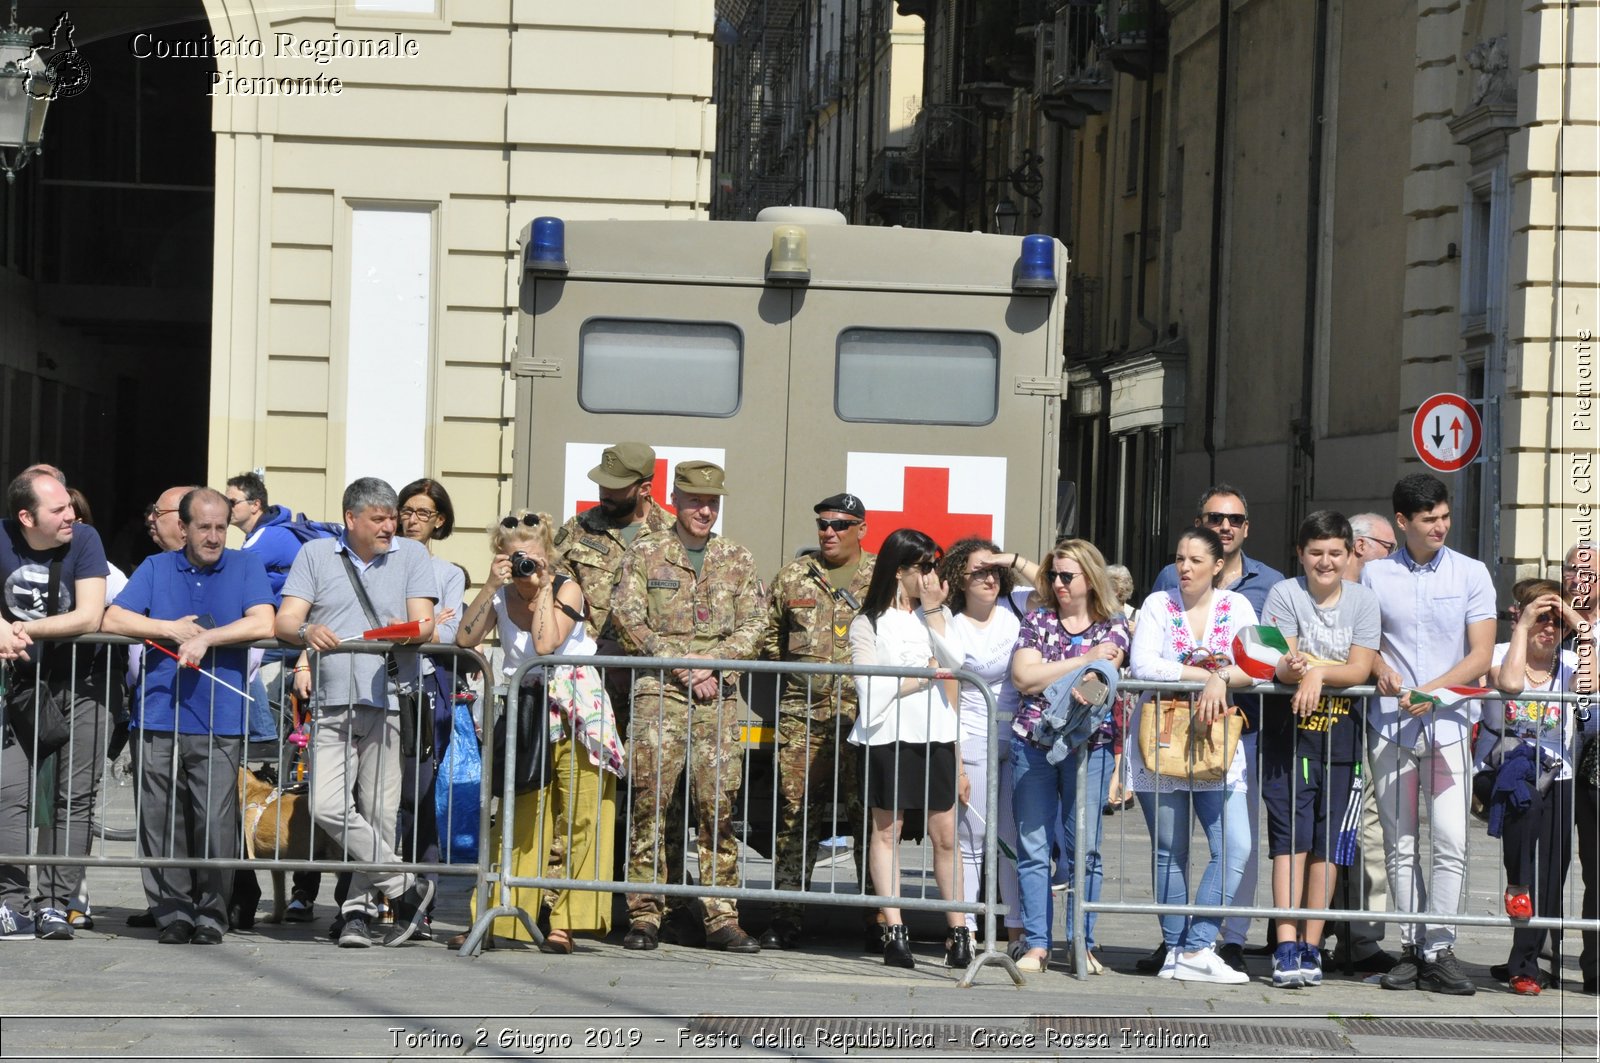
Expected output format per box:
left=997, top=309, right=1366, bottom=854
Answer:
left=848, top=528, right=963, bottom=968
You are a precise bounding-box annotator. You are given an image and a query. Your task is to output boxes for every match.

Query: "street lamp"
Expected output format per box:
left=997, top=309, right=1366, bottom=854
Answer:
left=0, top=1, right=52, bottom=184
left=993, top=197, right=1020, bottom=236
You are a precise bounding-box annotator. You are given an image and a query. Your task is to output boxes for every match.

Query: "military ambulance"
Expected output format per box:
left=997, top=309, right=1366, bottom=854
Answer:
left=511, top=207, right=1070, bottom=853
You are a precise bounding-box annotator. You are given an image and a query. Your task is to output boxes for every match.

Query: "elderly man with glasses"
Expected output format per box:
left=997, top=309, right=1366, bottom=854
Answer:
left=757, top=492, right=877, bottom=951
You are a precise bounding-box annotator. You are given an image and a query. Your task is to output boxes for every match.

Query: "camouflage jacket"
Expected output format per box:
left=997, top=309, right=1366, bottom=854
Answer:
left=553, top=498, right=675, bottom=640
left=760, top=552, right=876, bottom=711
left=610, top=528, right=766, bottom=698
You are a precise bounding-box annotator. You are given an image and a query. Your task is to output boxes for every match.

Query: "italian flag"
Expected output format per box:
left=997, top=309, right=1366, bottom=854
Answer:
left=1405, top=685, right=1493, bottom=709
left=1232, top=625, right=1290, bottom=681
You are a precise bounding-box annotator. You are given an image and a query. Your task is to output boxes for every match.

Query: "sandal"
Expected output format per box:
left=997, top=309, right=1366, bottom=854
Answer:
left=539, top=928, right=574, bottom=955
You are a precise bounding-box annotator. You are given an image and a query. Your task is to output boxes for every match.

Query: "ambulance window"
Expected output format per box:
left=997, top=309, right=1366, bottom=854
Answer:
left=835, top=328, right=998, bottom=425
left=578, top=319, right=741, bottom=417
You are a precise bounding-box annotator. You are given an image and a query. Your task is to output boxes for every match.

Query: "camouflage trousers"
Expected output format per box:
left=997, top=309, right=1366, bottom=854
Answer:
left=771, top=698, right=865, bottom=920
left=625, top=689, right=744, bottom=933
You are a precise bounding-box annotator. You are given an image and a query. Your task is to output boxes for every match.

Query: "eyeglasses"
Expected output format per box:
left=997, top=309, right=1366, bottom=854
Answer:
left=1047, top=570, right=1079, bottom=585
left=227, top=497, right=249, bottom=510
left=816, top=518, right=862, bottom=533
left=1359, top=534, right=1397, bottom=555
left=1564, top=564, right=1597, bottom=578
left=904, top=559, right=938, bottom=575
left=400, top=507, right=438, bottom=521
left=500, top=513, right=540, bottom=529
left=966, top=567, right=1001, bottom=583
left=1201, top=512, right=1247, bottom=528
left=144, top=505, right=178, bottom=521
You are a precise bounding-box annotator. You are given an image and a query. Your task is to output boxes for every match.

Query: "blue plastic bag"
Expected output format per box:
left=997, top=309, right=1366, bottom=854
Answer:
left=435, top=702, right=482, bottom=864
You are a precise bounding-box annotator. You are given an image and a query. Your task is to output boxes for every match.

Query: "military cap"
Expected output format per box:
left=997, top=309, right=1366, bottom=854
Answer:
left=673, top=460, right=727, bottom=496
left=813, top=492, right=866, bottom=519
left=588, top=442, right=656, bottom=489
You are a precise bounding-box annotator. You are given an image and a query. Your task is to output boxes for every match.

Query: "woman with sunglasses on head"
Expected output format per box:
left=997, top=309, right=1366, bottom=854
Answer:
left=848, top=528, right=964, bottom=968
left=1125, top=526, right=1259, bottom=984
left=457, top=510, right=625, bottom=953
left=1481, top=578, right=1585, bottom=995
left=927, top=538, right=1039, bottom=965
left=1007, top=539, right=1129, bottom=975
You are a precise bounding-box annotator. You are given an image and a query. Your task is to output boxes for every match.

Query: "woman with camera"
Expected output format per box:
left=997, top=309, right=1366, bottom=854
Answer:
left=1482, top=578, right=1583, bottom=995
left=456, top=510, right=625, bottom=953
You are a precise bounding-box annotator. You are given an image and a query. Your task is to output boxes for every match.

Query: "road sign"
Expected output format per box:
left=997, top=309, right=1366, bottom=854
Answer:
left=1410, top=393, right=1483, bottom=473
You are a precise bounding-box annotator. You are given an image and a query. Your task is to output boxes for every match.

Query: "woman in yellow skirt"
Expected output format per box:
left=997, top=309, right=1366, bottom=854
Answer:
left=457, top=511, right=626, bottom=952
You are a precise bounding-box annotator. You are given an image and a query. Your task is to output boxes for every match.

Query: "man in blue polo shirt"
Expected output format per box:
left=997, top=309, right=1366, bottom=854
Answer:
left=1147, top=483, right=1285, bottom=973
left=1361, top=473, right=1495, bottom=996
left=104, top=488, right=275, bottom=944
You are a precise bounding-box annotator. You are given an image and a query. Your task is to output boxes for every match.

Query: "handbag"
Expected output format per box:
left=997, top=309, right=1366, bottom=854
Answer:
left=2, top=553, right=74, bottom=755
left=338, top=553, right=433, bottom=759
left=1580, top=733, right=1600, bottom=789
left=435, top=701, right=483, bottom=863
left=1138, top=694, right=1244, bottom=783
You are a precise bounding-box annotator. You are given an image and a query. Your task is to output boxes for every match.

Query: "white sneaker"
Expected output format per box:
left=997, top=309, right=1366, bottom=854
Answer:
left=1157, top=948, right=1178, bottom=979
left=1173, top=946, right=1250, bottom=984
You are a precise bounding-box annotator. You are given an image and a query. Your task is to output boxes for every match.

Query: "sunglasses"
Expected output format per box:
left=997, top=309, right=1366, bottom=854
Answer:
left=1358, top=534, right=1396, bottom=555
left=905, top=559, right=938, bottom=575
left=966, top=566, right=1001, bottom=583
left=1201, top=512, right=1247, bottom=528
left=816, top=518, right=862, bottom=533
left=400, top=507, right=438, bottom=521
left=1047, top=570, right=1079, bottom=585
left=500, top=513, right=540, bottom=529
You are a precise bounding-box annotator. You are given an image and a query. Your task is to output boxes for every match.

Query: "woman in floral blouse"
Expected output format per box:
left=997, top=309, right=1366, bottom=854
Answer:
left=1126, top=527, right=1259, bottom=984
left=1008, top=539, right=1129, bottom=975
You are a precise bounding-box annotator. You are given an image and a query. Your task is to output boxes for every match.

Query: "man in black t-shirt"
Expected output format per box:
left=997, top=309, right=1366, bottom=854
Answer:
left=0, top=468, right=110, bottom=941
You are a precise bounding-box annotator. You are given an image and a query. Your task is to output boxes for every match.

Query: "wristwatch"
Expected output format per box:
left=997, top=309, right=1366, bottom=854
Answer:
left=297, top=622, right=310, bottom=645
left=1215, top=667, right=1232, bottom=686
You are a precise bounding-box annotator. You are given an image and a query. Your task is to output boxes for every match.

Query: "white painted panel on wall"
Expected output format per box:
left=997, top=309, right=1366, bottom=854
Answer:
left=346, top=206, right=432, bottom=495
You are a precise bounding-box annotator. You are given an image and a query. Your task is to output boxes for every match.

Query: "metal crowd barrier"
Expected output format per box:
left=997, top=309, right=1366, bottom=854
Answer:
left=464, top=653, right=1020, bottom=987
left=0, top=635, right=494, bottom=932
left=1070, top=678, right=1599, bottom=981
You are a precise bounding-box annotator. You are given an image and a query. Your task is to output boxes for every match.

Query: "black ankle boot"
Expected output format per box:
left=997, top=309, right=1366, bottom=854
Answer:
left=945, top=926, right=974, bottom=968
left=883, top=923, right=915, bottom=969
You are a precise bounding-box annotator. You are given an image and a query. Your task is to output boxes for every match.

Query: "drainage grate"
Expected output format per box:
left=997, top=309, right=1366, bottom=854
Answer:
left=689, top=1015, right=1349, bottom=1054
left=1029, top=1016, right=1349, bottom=1053
left=1344, top=1018, right=1599, bottom=1047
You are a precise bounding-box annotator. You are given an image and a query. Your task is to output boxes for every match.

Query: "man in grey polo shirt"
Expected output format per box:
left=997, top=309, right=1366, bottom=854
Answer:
left=1361, top=473, right=1495, bottom=995
left=276, top=477, right=438, bottom=948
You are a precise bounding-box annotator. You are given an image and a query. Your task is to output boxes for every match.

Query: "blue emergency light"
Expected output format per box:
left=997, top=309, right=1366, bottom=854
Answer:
left=1014, top=233, right=1057, bottom=294
left=526, top=216, right=568, bottom=276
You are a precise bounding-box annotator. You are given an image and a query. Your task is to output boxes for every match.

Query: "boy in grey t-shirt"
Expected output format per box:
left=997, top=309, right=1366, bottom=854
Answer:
left=1258, top=511, right=1381, bottom=989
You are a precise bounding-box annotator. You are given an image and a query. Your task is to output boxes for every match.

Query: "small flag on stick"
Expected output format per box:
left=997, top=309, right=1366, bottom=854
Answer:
left=1231, top=625, right=1290, bottom=681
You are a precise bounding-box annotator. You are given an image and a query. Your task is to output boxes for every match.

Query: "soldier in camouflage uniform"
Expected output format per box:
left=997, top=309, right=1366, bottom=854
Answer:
left=552, top=441, right=675, bottom=737
left=758, top=493, right=876, bottom=950
left=610, top=460, right=766, bottom=953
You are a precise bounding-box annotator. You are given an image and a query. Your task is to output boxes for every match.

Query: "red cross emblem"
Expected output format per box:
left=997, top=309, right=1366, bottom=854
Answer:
left=859, top=465, right=994, bottom=553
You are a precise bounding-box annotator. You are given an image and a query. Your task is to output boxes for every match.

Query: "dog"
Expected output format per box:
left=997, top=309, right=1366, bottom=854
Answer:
left=236, top=767, right=334, bottom=925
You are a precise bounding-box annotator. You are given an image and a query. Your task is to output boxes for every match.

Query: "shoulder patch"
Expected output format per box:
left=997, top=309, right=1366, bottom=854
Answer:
left=553, top=527, right=569, bottom=546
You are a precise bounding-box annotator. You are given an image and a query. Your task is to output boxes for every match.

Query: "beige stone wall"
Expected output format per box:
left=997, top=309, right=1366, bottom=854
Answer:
left=1503, top=0, right=1598, bottom=577
left=202, top=0, right=716, bottom=579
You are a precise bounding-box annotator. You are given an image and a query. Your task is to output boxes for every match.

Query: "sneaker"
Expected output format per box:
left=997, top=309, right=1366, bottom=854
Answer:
left=68, top=908, right=93, bottom=931
left=1417, top=947, right=1476, bottom=996
left=1216, top=941, right=1248, bottom=974
left=1172, top=946, right=1250, bottom=985
left=382, top=880, right=436, bottom=947
left=1380, top=946, right=1421, bottom=991
left=0, top=903, right=35, bottom=940
left=284, top=896, right=314, bottom=923
left=1299, top=943, right=1323, bottom=987
left=1272, top=942, right=1305, bottom=988
left=35, top=907, right=73, bottom=940
left=338, top=913, right=373, bottom=949
left=1156, top=948, right=1178, bottom=980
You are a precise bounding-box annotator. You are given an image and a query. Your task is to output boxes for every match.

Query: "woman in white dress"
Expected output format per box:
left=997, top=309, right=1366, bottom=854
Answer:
left=848, top=528, right=964, bottom=969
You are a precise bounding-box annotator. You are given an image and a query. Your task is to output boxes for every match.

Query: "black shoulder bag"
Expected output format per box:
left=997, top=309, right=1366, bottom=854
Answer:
left=3, top=551, right=75, bottom=754
left=338, top=553, right=432, bottom=759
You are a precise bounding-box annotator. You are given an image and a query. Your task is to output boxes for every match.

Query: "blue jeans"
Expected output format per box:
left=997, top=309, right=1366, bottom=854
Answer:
left=1136, top=784, right=1251, bottom=952
left=1011, top=737, right=1113, bottom=951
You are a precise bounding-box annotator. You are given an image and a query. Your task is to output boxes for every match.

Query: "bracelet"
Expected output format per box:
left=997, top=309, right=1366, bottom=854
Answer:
left=1010, top=553, right=1020, bottom=570
left=293, top=666, right=310, bottom=674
